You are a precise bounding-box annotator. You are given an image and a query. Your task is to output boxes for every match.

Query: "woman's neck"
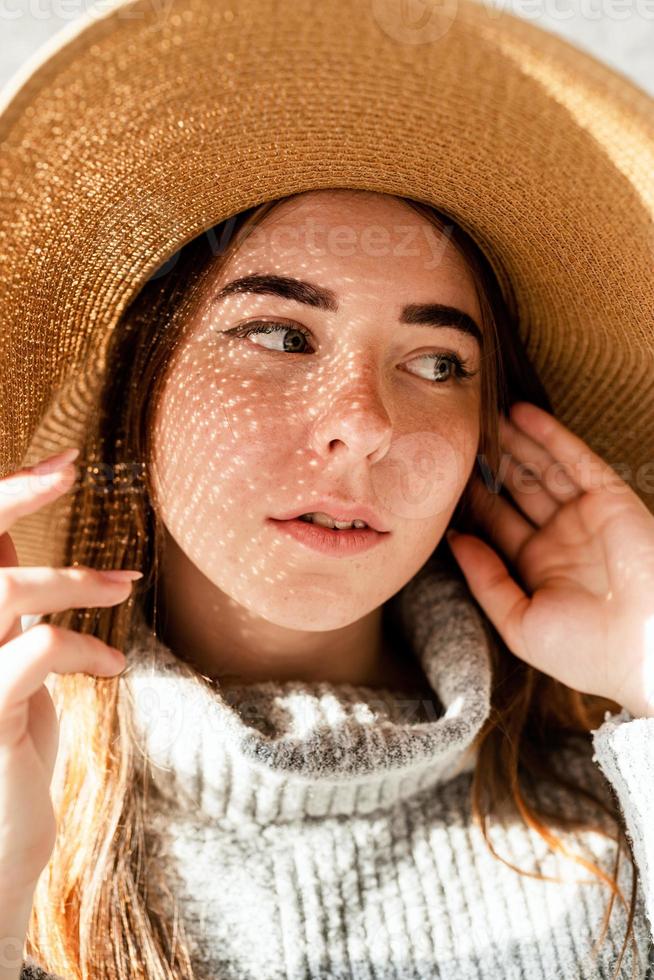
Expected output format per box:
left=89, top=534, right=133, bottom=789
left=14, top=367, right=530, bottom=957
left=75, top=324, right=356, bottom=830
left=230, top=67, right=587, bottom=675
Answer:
left=154, top=530, right=429, bottom=693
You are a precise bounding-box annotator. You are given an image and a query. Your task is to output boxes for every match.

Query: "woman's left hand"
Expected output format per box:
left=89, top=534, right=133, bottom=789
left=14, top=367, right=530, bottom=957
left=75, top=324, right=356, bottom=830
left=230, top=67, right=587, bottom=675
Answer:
left=446, top=401, right=654, bottom=720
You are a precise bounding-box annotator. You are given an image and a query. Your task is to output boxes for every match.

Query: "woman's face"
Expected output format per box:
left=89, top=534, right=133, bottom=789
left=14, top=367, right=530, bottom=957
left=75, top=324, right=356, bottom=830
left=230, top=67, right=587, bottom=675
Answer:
left=151, top=189, right=483, bottom=631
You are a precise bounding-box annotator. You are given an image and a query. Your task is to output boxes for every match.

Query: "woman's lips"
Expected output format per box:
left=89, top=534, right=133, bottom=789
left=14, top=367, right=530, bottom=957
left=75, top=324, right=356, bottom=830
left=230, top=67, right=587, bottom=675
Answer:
left=267, top=517, right=389, bottom=557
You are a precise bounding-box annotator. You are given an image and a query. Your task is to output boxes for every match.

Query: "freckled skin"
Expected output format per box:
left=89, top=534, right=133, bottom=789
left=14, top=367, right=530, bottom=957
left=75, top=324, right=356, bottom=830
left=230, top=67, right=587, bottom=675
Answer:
left=150, top=189, right=482, bottom=690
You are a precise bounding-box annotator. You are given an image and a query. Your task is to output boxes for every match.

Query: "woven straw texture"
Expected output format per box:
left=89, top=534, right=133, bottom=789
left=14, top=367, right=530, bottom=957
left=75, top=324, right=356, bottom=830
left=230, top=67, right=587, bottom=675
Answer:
left=0, top=0, right=653, bottom=567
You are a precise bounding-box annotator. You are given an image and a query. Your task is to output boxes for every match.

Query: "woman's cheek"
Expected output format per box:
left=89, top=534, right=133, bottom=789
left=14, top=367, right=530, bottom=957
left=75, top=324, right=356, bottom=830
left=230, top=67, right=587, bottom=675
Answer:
left=151, top=365, right=296, bottom=532
left=367, top=411, right=478, bottom=528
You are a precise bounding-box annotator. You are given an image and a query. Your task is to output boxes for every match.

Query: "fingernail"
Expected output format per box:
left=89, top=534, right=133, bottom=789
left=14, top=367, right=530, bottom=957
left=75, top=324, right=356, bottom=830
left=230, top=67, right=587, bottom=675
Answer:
left=32, top=448, right=80, bottom=474
left=104, top=648, right=127, bottom=673
left=98, top=569, right=144, bottom=583
left=28, top=464, right=78, bottom=495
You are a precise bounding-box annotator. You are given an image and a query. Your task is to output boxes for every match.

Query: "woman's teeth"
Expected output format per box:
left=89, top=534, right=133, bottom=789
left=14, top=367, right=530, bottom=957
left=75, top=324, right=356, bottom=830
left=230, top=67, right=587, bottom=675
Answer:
left=298, top=512, right=369, bottom=530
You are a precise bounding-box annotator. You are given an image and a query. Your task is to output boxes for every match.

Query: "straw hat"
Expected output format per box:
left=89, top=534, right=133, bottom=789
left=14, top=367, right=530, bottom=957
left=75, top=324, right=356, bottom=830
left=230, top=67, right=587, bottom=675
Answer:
left=1, top=0, right=653, bottom=569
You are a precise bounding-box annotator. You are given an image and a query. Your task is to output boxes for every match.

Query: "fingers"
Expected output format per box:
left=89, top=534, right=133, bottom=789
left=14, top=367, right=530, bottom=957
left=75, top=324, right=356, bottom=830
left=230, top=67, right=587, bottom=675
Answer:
left=0, top=450, right=79, bottom=538
left=0, top=623, right=125, bottom=721
left=469, top=405, right=585, bottom=564
left=498, top=414, right=581, bottom=526
left=0, top=533, right=22, bottom=647
left=508, top=402, right=627, bottom=496
left=0, top=566, right=140, bottom=640
left=447, top=529, right=530, bottom=660
left=469, top=477, right=533, bottom=565
left=0, top=449, right=142, bottom=651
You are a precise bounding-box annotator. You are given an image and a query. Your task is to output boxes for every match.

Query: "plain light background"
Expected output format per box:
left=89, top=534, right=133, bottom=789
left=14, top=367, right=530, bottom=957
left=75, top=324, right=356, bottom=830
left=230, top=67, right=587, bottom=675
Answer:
left=0, top=0, right=653, bottom=98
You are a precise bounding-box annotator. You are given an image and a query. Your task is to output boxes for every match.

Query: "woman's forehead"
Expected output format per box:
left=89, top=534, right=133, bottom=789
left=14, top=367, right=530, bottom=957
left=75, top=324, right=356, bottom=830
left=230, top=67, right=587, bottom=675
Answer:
left=209, top=226, right=480, bottom=333
left=217, top=197, right=473, bottom=289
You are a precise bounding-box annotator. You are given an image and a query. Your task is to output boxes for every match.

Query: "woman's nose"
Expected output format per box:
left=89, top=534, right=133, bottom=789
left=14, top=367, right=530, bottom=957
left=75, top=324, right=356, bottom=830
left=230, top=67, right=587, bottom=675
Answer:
left=308, top=368, right=393, bottom=464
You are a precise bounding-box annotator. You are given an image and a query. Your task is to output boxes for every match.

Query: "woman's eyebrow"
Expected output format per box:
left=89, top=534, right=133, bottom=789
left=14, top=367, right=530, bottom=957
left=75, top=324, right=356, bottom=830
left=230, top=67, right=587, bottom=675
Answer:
left=213, top=273, right=483, bottom=346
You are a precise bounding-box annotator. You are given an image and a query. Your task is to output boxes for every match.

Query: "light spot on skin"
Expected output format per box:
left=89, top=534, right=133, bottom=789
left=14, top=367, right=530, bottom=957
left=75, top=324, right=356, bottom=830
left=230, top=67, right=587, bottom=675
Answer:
left=150, top=189, right=483, bottom=688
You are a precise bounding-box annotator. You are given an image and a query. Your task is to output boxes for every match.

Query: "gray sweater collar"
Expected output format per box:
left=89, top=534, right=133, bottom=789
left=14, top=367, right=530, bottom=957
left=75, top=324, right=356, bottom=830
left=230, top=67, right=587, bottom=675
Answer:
left=121, top=554, right=492, bottom=824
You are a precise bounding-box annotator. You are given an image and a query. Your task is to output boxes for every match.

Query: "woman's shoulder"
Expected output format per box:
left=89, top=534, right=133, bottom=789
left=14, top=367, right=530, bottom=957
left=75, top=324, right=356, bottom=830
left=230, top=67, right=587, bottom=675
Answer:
left=520, top=723, right=627, bottom=825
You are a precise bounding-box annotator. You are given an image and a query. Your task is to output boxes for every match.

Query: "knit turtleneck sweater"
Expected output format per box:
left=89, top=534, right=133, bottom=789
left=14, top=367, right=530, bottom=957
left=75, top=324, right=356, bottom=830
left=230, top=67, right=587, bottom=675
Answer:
left=21, top=555, right=654, bottom=980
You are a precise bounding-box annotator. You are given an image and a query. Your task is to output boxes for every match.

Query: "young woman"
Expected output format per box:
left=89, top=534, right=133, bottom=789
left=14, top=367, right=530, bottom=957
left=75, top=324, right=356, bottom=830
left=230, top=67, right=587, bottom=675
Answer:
left=1, top=187, right=653, bottom=980
left=1, top=0, right=654, bottom=978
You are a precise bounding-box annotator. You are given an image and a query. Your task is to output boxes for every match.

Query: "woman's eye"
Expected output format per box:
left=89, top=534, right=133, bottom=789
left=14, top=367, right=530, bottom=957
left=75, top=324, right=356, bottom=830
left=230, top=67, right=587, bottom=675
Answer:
left=224, top=321, right=478, bottom=387
left=404, top=352, right=478, bottom=386
left=227, top=320, right=313, bottom=353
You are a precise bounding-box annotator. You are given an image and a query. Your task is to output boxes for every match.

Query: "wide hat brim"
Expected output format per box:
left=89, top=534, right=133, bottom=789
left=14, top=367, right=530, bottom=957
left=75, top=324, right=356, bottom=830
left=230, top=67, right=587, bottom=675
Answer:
left=1, top=0, right=653, bottom=568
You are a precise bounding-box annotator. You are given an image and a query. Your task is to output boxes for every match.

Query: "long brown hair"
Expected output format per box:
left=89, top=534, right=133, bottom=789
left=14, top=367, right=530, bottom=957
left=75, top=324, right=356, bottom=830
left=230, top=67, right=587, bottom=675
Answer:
left=26, top=190, right=640, bottom=979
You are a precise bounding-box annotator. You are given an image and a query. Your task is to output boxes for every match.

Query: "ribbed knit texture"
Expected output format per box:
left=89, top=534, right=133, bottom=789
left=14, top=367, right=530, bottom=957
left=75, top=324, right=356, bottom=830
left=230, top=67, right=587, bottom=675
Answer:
left=21, top=555, right=654, bottom=978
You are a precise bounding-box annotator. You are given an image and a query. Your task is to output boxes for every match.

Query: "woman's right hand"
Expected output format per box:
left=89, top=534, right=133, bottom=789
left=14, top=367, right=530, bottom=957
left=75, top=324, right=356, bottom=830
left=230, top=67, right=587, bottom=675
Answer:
left=0, top=448, right=142, bottom=899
